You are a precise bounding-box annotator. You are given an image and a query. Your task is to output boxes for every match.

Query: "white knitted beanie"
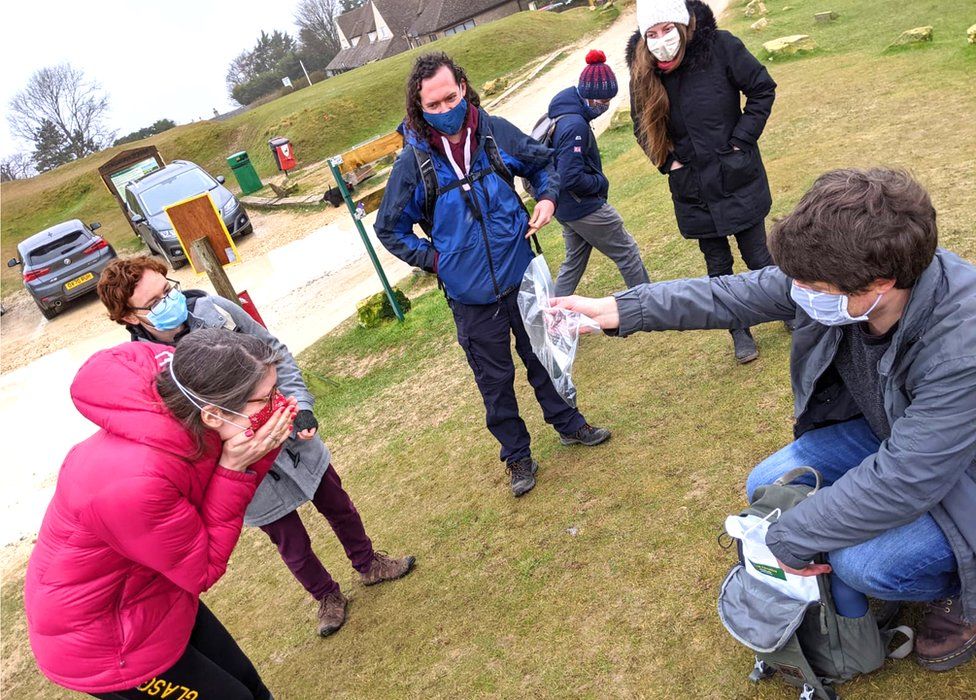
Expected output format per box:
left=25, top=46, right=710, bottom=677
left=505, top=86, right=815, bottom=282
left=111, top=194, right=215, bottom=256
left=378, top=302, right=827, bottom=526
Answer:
left=636, top=0, right=691, bottom=36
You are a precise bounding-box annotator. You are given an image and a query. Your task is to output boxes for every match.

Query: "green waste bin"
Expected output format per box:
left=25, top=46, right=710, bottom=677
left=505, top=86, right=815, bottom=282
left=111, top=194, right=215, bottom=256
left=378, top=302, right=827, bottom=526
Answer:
left=226, top=151, right=263, bottom=195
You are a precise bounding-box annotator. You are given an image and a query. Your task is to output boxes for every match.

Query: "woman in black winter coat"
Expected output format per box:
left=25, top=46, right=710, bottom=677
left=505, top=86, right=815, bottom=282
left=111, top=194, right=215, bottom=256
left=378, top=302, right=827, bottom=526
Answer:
left=627, top=0, right=781, bottom=362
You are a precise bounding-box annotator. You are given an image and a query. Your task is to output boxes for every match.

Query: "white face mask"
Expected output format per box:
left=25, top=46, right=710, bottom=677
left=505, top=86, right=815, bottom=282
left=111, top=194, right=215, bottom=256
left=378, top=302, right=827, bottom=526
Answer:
left=646, top=27, right=682, bottom=62
left=790, top=282, right=884, bottom=327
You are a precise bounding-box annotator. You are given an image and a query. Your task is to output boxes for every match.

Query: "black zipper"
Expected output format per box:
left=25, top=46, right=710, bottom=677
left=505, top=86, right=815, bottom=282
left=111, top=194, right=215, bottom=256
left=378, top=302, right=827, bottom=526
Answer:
left=474, top=181, right=501, bottom=297
left=436, top=140, right=502, bottom=298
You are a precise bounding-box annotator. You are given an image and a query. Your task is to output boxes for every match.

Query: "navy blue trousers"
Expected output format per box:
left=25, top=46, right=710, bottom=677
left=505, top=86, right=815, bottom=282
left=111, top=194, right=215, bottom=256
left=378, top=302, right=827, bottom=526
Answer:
left=450, top=291, right=586, bottom=464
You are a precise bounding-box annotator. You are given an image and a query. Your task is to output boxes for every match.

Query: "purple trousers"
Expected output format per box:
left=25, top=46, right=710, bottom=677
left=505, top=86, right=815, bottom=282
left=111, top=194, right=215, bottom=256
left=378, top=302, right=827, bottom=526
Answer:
left=259, top=465, right=373, bottom=600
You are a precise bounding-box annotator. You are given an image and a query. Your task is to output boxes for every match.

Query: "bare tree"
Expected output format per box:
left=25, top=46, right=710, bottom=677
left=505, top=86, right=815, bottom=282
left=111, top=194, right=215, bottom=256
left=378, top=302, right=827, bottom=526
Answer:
left=7, top=63, right=114, bottom=161
left=0, top=153, right=35, bottom=182
left=295, top=0, right=342, bottom=55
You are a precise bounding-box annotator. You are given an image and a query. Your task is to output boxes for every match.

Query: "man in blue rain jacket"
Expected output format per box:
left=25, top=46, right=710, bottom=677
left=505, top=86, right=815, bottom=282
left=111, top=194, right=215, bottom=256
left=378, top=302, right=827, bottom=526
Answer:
left=375, top=53, right=610, bottom=498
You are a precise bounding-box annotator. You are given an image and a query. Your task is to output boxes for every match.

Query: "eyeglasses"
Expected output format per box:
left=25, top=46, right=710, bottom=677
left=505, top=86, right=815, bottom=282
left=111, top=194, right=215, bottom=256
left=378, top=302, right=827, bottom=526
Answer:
left=130, top=279, right=181, bottom=313
left=245, top=384, right=281, bottom=411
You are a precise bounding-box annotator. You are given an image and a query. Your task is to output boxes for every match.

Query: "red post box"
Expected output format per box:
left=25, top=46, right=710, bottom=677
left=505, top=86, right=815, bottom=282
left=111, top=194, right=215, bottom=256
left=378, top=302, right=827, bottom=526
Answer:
left=269, top=136, right=296, bottom=172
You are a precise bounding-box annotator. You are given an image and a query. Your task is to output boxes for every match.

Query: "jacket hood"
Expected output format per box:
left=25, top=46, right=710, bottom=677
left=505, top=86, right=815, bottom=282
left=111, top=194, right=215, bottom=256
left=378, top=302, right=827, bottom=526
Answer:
left=548, top=86, right=588, bottom=119
left=626, top=0, right=717, bottom=72
left=70, top=341, right=199, bottom=457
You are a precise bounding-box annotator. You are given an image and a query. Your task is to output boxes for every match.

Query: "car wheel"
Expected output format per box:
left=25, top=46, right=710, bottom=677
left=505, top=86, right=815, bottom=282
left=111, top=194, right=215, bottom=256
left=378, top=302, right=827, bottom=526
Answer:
left=163, top=247, right=187, bottom=270
left=36, top=300, right=59, bottom=320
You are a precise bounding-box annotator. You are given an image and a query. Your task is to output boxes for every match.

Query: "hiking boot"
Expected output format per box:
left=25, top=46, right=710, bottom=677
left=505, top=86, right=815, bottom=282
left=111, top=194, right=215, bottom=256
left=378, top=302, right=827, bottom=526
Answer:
left=506, top=457, right=539, bottom=497
left=731, top=328, right=759, bottom=364
left=916, top=596, right=976, bottom=671
left=316, top=589, right=347, bottom=637
left=559, top=423, right=612, bottom=447
left=359, top=551, right=416, bottom=586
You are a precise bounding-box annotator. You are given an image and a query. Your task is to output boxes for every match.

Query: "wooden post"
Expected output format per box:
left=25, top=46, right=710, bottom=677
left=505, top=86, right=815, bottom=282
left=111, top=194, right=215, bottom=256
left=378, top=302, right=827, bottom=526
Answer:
left=191, top=238, right=240, bottom=305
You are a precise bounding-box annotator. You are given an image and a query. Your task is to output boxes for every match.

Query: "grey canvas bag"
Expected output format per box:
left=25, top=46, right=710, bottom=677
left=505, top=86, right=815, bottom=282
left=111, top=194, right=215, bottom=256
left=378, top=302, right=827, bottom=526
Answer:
left=718, top=467, right=914, bottom=700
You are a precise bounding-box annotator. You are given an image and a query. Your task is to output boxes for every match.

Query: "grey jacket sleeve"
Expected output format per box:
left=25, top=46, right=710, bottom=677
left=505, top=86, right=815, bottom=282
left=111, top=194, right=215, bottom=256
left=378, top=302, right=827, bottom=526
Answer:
left=211, top=297, right=314, bottom=411
left=613, top=266, right=796, bottom=337
left=767, top=356, right=976, bottom=568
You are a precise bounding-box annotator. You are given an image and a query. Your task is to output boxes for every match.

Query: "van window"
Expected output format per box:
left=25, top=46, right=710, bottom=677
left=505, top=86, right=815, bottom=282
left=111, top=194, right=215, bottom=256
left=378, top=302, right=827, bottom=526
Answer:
left=138, top=168, right=217, bottom=214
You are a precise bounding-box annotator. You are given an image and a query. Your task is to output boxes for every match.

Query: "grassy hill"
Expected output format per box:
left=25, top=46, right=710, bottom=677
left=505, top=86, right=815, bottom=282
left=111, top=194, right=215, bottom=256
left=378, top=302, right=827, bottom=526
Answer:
left=3, top=0, right=975, bottom=698
left=0, top=6, right=617, bottom=297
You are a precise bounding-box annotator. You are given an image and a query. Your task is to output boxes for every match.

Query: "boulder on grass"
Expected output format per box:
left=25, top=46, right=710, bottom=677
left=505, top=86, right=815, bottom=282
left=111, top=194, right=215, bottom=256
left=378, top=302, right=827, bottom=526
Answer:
left=763, top=34, right=817, bottom=59
left=608, top=107, right=632, bottom=131
left=814, top=11, right=838, bottom=23
left=744, top=0, right=767, bottom=17
left=751, top=17, right=770, bottom=31
left=482, top=77, right=509, bottom=96
left=967, top=23, right=976, bottom=44
left=357, top=288, right=411, bottom=328
left=891, top=26, right=934, bottom=46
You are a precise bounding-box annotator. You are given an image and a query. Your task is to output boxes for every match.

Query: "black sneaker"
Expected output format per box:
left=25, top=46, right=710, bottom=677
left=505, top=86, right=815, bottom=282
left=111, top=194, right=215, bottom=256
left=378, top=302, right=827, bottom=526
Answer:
left=783, top=318, right=797, bottom=333
left=731, top=328, right=759, bottom=364
left=559, top=423, right=611, bottom=447
left=506, top=457, right=538, bottom=497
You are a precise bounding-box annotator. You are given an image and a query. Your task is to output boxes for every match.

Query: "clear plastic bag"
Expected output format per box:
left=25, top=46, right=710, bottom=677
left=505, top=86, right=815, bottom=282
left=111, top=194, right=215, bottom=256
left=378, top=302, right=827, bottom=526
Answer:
left=517, top=255, right=600, bottom=408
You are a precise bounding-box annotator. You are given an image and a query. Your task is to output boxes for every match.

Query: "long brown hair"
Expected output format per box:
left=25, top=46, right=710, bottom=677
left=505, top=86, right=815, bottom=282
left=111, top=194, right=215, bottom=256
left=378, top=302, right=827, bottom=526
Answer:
left=630, top=18, right=695, bottom=167
left=405, top=52, right=481, bottom=141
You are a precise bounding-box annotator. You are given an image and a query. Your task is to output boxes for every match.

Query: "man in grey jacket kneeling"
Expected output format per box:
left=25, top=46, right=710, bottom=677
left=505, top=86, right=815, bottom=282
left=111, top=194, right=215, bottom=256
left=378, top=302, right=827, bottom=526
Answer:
left=553, top=168, right=976, bottom=672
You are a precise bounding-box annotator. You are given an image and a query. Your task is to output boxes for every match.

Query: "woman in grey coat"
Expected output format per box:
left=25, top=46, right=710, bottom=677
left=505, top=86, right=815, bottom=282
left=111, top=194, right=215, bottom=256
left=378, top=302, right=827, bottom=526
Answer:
left=97, top=256, right=416, bottom=638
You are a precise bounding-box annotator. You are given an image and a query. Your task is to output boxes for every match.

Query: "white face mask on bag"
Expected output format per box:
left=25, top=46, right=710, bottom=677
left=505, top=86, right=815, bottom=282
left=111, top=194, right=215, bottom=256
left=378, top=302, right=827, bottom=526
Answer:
left=646, top=27, right=682, bottom=62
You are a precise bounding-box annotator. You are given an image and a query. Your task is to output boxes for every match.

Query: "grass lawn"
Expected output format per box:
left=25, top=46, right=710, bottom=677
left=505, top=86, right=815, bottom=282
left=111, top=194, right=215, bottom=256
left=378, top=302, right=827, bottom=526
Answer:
left=2, top=0, right=975, bottom=697
left=0, top=5, right=618, bottom=298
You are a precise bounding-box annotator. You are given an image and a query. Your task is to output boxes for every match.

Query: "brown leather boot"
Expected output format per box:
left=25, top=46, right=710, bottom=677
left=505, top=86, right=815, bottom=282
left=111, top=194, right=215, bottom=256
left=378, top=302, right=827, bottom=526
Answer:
left=316, top=589, right=347, bottom=637
left=359, top=551, right=416, bottom=586
left=916, top=596, right=976, bottom=671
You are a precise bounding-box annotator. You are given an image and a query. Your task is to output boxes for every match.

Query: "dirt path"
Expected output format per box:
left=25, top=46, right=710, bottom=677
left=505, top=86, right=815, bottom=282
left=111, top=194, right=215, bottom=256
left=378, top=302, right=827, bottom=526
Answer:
left=0, top=1, right=728, bottom=551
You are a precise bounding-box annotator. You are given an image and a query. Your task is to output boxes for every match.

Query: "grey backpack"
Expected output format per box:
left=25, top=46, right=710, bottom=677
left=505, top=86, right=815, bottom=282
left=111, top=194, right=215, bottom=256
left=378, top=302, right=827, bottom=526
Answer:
left=718, top=467, right=914, bottom=700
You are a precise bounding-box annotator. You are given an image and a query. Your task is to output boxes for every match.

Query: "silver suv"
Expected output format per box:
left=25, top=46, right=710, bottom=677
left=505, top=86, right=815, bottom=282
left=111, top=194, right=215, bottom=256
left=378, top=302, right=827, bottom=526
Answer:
left=7, top=220, right=117, bottom=320
left=124, top=160, right=252, bottom=269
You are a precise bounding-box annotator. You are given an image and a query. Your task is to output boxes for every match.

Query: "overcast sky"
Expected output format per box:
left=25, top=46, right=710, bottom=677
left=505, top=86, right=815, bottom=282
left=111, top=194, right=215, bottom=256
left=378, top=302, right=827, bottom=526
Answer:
left=0, top=0, right=306, bottom=157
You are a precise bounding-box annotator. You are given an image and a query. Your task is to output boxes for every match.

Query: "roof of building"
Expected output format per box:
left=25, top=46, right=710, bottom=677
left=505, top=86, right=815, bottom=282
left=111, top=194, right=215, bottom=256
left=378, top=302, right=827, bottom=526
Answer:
left=407, top=0, right=509, bottom=36
left=326, top=34, right=411, bottom=71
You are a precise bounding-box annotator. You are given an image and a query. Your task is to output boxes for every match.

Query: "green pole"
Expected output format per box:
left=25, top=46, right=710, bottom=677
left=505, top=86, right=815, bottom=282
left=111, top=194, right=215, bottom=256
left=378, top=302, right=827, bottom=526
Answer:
left=328, top=156, right=405, bottom=322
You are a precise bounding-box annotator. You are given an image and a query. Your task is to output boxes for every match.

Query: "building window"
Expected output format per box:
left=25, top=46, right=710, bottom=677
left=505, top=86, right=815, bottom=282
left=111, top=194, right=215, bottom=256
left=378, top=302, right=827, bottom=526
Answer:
left=368, top=31, right=377, bottom=43
left=444, top=20, right=475, bottom=36
left=351, top=36, right=360, bottom=46
left=379, top=26, right=390, bottom=39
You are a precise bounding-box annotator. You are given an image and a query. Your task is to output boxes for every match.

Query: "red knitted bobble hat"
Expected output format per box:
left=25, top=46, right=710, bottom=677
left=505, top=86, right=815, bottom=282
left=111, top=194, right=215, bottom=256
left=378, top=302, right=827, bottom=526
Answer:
left=578, top=49, right=618, bottom=100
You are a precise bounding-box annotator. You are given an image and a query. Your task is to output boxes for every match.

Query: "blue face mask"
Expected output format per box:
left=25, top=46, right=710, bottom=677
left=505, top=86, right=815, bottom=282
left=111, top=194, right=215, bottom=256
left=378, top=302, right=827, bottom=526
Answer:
left=583, top=99, right=610, bottom=121
left=145, top=288, right=189, bottom=331
left=790, top=282, right=883, bottom=326
left=423, top=97, right=468, bottom=136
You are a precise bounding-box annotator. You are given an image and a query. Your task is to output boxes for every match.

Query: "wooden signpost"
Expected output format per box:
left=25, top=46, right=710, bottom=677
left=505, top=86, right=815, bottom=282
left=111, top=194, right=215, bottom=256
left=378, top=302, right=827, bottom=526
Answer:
left=164, top=192, right=242, bottom=306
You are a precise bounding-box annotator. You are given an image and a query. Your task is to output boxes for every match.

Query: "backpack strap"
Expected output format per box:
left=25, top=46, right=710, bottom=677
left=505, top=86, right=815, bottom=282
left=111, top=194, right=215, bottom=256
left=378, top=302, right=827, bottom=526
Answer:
left=411, top=145, right=438, bottom=235
left=483, top=133, right=544, bottom=257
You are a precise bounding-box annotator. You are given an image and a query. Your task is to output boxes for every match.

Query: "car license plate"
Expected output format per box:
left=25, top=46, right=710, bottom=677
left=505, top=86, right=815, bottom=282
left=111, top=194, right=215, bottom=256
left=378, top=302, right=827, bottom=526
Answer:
left=65, top=272, right=94, bottom=291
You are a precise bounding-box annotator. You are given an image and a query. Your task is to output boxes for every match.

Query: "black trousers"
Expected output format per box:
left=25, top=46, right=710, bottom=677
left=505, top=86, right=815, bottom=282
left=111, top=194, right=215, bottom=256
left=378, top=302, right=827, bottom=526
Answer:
left=450, top=290, right=586, bottom=464
left=92, top=603, right=271, bottom=700
left=696, top=221, right=773, bottom=278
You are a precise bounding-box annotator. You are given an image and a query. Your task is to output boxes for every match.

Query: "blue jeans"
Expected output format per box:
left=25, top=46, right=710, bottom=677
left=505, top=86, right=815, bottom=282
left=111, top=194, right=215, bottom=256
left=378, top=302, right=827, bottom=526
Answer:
left=748, top=418, right=960, bottom=603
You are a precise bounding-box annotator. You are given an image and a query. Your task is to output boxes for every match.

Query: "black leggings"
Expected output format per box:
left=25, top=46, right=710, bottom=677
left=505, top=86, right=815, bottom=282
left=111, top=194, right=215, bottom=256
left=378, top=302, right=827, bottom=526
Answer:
left=696, top=221, right=773, bottom=278
left=92, top=603, right=271, bottom=700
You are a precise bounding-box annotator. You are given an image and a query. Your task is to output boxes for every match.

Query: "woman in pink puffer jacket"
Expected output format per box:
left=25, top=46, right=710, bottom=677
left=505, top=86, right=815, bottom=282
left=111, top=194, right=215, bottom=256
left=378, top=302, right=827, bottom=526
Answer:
left=24, top=329, right=296, bottom=699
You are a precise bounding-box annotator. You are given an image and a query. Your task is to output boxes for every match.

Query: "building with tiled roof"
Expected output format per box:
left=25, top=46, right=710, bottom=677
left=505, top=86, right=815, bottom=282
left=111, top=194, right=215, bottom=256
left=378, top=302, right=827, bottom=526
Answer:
left=326, top=0, right=532, bottom=76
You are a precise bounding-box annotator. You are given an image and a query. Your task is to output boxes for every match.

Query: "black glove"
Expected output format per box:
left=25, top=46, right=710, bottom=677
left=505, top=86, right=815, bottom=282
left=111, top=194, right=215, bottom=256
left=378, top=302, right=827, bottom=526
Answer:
left=293, top=409, right=319, bottom=434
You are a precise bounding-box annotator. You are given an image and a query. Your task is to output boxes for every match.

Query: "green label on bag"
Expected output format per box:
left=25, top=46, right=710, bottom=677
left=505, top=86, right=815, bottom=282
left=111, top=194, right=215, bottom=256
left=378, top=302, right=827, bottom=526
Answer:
left=749, top=560, right=787, bottom=580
